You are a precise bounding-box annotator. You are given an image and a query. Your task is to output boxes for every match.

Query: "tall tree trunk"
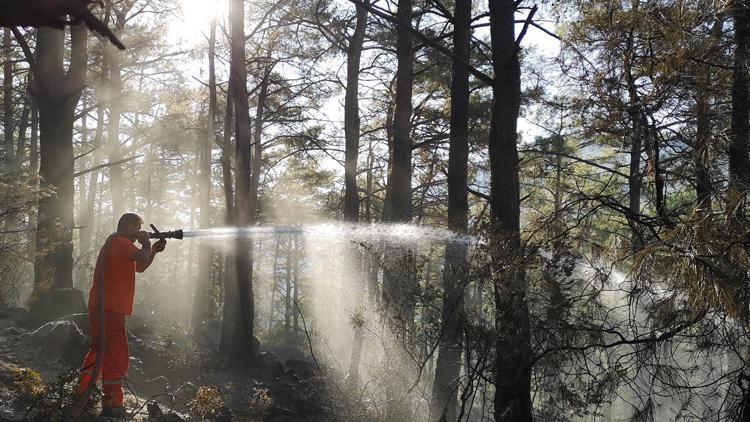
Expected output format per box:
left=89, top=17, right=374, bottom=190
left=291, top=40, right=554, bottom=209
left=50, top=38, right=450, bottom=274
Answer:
left=222, top=92, right=234, bottom=224
left=344, top=0, right=369, bottom=379
left=251, top=72, right=268, bottom=208
left=731, top=0, right=750, bottom=216
left=695, top=71, right=712, bottom=211
left=284, top=238, right=291, bottom=333
left=344, top=1, right=369, bottom=222
left=219, top=92, right=235, bottom=355
left=227, top=0, right=257, bottom=364
left=32, top=24, right=87, bottom=296
left=624, top=32, right=643, bottom=248
left=292, top=237, right=299, bottom=333
left=193, top=17, right=218, bottom=336
left=489, top=1, right=532, bottom=421
left=105, top=46, right=123, bottom=220
left=30, top=100, right=38, bottom=174
left=76, top=63, right=108, bottom=289
left=381, top=0, right=415, bottom=336
left=2, top=28, right=15, bottom=170
left=431, top=1, right=471, bottom=420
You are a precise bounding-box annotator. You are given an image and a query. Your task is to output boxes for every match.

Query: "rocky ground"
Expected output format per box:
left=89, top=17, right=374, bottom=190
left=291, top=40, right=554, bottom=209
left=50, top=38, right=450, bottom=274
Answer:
left=0, top=307, right=334, bottom=421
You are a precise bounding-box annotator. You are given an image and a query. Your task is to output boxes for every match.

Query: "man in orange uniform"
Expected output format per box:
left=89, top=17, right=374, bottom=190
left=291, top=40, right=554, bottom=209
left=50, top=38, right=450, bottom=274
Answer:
left=78, top=213, right=166, bottom=418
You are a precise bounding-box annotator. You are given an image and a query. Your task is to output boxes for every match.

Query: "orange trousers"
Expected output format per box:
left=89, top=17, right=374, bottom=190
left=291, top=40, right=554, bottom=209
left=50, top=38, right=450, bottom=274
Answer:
left=78, top=308, right=129, bottom=408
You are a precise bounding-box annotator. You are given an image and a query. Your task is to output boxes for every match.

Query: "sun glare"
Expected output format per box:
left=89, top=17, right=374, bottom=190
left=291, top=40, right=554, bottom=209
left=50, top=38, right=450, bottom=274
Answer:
left=171, top=0, right=226, bottom=45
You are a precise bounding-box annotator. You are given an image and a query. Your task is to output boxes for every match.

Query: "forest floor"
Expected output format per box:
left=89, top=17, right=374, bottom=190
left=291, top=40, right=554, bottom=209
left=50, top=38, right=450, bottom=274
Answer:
left=0, top=306, right=339, bottom=421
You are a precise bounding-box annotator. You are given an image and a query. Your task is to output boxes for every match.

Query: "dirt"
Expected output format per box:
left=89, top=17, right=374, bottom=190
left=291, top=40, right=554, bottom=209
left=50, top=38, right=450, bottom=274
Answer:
left=0, top=307, right=331, bottom=421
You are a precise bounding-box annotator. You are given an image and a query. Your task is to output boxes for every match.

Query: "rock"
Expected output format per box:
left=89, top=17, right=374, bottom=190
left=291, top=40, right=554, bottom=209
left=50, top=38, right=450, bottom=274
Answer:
left=53, top=313, right=90, bottom=336
left=271, top=346, right=305, bottom=362
left=24, top=288, right=86, bottom=329
left=146, top=402, right=185, bottom=422
left=283, top=359, right=316, bottom=379
left=251, top=352, right=283, bottom=380
left=0, top=307, right=28, bottom=325
left=145, top=376, right=170, bottom=394
left=3, top=326, right=25, bottom=337
left=173, top=381, right=198, bottom=403
left=0, top=362, right=18, bottom=386
left=21, top=319, right=87, bottom=365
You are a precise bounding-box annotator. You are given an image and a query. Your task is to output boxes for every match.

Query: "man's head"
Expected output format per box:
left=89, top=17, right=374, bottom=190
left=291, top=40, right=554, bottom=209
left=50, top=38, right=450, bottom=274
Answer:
left=117, top=213, right=144, bottom=240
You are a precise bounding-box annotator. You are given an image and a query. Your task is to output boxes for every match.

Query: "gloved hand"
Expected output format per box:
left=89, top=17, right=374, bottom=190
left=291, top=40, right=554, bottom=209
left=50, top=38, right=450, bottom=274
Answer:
left=153, top=239, right=167, bottom=253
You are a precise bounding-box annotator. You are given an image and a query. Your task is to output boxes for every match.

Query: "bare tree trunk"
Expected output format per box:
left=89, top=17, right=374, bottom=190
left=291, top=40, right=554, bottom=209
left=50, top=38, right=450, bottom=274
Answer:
left=695, top=72, right=712, bottom=211
left=219, top=92, right=235, bottom=355
left=344, top=1, right=368, bottom=222
left=292, top=237, right=299, bottom=334
left=431, top=1, right=471, bottom=420
left=2, top=28, right=14, bottom=170
left=488, top=1, right=532, bottom=421
left=106, top=3, right=128, bottom=220
left=284, top=238, right=291, bottom=333
left=268, top=236, right=281, bottom=332
left=76, top=63, right=108, bottom=289
left=193, top=16, right=218, bottom=336
left=30, top=24, right=87, bottom=311
left=227, top=0, right=257, bottom=364
left=381, top=0, right=415, bottom=339
left=30, top=100, right=38, bottom=174
left=624, top=33, right=643, bottom=249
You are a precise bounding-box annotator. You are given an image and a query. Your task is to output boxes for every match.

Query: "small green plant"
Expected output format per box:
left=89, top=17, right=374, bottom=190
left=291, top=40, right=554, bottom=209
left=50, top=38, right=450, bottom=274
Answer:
left=13, top=367, right=46, bottom=400
left=188, top=385, right=224, bottom=421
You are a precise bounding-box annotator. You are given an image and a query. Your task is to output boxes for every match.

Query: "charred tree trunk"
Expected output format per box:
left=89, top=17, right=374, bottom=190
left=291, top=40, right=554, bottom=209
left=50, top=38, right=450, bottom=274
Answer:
left=431, top=1, right=471, bottom=420
left=227, top=0, right=257, bottom=364
left=193, top=17, right=218, bottom=336
left=489, top=1, right=532, bottom=421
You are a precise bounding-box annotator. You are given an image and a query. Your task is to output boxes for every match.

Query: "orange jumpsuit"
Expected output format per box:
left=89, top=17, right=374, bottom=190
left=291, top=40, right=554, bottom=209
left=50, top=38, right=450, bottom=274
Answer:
left=79, top=236, right=139, bottom=408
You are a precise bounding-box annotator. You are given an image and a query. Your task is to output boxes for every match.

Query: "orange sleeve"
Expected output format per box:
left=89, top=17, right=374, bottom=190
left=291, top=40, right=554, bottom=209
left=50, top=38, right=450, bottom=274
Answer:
left=112, top=237, right=139, bottom=262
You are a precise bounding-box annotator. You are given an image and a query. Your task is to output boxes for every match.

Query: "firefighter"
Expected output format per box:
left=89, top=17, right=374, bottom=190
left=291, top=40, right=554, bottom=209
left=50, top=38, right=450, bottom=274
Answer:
left=78, top=213, right=166, bottom=418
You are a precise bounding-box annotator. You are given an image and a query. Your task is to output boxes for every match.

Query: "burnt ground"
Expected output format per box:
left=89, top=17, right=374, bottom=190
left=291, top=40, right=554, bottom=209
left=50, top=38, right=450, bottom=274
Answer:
left=0, top=307, right=349, bottom=421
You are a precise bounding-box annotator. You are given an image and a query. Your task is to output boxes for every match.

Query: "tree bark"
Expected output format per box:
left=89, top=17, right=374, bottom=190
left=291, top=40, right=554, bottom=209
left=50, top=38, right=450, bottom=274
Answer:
left=76, top=61, right=108, bottom=289
left=2, top=28, right=14, bottom=170
left=624, top=32, right=643, bottom=248
left=488, top=1, right=532, bottom=421
left=32, top=25, right=87, bottom=293
left=431, top=1, right=471, bottom=420
left=344, top=1, right=369, bottom=222
left=227, top=0, right=257, bottom=364
left=219, top=91, right=235, bottom=355
left=105, top=9, right=126, bottom=221
left=193, top=16, right=218, bottom=336
left=381, top=0, right=415, bottom=337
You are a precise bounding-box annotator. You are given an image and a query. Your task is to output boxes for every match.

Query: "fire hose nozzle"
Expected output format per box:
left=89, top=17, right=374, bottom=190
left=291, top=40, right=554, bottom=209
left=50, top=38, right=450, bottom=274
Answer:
left=149, top=224, right=183, bottom=240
